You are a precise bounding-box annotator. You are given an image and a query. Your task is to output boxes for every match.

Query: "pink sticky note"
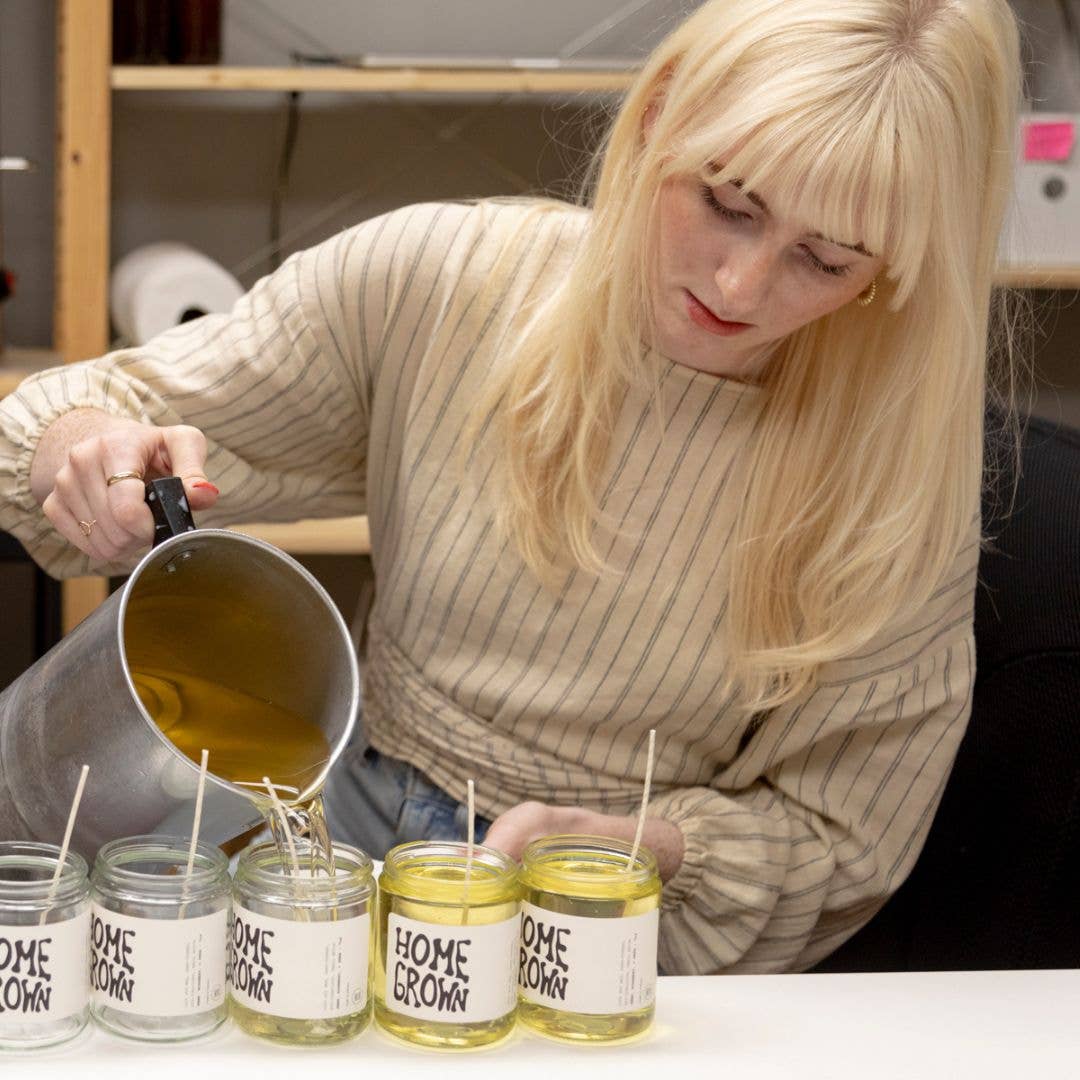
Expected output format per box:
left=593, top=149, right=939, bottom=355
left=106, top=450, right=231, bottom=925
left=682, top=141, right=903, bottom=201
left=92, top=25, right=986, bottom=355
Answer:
left=1023, top=121, right=1075, bottom=162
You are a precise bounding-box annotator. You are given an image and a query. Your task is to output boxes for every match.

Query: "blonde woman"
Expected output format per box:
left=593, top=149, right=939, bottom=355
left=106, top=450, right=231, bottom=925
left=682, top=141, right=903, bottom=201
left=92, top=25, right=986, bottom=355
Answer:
left=0, top=0, right=1023, bottom=973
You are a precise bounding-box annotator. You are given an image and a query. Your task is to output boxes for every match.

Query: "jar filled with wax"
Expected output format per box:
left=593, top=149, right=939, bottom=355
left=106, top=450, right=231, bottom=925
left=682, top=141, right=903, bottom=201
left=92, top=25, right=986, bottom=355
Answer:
left=89, top=836, right=229, bottom=1041
left=0, top=842, right=91, bottom=1049
left=230, top=840, right=374, bottom=1044
left=518, top=835, right=661, bottom=1043
left=376, top=841, right=520, bottom=1049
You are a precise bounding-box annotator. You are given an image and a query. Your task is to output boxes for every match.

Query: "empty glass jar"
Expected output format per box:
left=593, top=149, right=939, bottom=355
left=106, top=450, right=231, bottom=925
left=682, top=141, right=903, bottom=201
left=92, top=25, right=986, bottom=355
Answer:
left=0, top=841, right=90, bottom=1049
left=89, top=835, right=229, bottom=1041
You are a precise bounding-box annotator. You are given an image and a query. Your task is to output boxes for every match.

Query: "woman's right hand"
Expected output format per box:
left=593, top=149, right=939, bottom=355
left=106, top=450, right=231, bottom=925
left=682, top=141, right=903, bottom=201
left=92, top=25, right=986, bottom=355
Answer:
left=30, top=408, right=220, bottom=564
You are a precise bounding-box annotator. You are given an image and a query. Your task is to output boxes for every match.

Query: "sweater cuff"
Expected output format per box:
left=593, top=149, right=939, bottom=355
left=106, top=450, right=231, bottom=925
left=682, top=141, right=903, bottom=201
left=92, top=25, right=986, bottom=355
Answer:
left=2, top=399, right=113, bottom=517
left=0, top=367, right=154, bottom=574
left=647, top=786, right=713, bottom=912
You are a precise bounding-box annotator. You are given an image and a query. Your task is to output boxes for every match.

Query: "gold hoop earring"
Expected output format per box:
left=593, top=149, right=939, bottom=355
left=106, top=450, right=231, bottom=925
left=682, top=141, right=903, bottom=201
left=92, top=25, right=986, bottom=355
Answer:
left=856, top=278, right=877, bottom=307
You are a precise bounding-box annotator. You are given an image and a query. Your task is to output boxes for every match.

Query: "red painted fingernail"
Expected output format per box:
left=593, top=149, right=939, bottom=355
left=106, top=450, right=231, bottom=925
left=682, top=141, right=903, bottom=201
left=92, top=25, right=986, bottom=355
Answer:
left=191, top=481, right=219, bottom=495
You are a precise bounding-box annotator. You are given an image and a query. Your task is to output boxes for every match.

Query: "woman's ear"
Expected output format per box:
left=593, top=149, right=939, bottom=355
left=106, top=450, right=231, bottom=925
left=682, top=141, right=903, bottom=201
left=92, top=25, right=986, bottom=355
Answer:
left=641, top=62, right=675, bottom=144
left=643, top=100, right=661, bottom=141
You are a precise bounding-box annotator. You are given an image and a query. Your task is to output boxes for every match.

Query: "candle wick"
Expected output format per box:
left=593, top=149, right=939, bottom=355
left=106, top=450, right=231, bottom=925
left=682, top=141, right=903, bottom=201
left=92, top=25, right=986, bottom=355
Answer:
left=462, top=779, right=476, bottom=925
left=179, top=750, right=210, bottom=920
left=41, top=765, right=89, bottom=926
left=626, top=730, right=656, bottom=873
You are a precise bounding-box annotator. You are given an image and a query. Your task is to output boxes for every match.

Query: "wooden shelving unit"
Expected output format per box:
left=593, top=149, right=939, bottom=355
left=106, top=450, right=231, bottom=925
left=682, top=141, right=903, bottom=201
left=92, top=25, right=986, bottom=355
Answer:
left=30, top=2, right=1080, bottom=629
left=45, top=5, right=635, bottom=628
left=53, top=0, right=112, bottom=630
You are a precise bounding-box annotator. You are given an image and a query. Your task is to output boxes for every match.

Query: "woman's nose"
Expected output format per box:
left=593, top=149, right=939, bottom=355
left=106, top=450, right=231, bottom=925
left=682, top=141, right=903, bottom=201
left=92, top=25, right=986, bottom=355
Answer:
left=714, top=243, right=774, bottom=315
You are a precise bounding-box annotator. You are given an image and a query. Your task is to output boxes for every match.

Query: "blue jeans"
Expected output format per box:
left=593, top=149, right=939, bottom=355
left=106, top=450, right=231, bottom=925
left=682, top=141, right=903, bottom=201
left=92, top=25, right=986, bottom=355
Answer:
left=323, top=737, right=492, bottom=859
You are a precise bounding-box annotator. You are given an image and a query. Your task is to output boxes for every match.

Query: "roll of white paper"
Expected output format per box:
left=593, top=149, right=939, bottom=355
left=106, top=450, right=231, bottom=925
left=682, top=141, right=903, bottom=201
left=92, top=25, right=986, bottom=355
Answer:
left=110, top=243, right=244, bottom=346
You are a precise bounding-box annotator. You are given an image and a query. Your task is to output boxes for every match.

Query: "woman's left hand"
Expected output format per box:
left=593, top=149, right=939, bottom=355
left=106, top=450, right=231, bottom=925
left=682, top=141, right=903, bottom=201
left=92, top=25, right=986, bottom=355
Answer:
left=484, top=800, right=685, bottom=882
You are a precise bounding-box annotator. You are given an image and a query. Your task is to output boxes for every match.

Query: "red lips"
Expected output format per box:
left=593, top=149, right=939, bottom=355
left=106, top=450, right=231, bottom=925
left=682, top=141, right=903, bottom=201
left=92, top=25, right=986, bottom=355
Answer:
left=684, top=291, right=753, bottom=336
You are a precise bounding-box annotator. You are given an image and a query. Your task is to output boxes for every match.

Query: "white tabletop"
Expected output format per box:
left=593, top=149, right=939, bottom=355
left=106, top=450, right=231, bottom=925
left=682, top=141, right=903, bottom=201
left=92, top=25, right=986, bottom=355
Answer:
left=6, top=969, right=1079, bottom=1079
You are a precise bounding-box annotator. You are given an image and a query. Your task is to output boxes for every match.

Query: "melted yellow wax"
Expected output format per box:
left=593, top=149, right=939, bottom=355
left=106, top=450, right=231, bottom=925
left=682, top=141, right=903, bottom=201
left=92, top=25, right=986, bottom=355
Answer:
left=130, top=666, right=330, bottom=797
left=376, top=856, right=520, bottom=1049
left=518, top=849, right=661, bottom=1044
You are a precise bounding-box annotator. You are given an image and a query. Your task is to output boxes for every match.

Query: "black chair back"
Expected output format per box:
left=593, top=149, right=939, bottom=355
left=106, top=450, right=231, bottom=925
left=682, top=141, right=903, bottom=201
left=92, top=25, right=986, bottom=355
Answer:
left=815, top=415, right=1080, bottom=971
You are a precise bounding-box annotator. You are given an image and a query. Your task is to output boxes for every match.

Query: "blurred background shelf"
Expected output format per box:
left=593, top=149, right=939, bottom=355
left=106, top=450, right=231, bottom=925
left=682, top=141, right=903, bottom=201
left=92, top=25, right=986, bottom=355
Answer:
left=0, top=347, right=61, bottom=396
left=995, top=265, right=1080, bottom=288
left=111, top=64, right=636, bottom=95
left=230, top=515, right=370, bottom=556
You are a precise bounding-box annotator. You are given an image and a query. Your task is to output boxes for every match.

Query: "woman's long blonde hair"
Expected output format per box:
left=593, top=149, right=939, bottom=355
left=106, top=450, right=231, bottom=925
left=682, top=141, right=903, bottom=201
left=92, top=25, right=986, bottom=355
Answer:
left=464, top=0, right=1024, bottom=712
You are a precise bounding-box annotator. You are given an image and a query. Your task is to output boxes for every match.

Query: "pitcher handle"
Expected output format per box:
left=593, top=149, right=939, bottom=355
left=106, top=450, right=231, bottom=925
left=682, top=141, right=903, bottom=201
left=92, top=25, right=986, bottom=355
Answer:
left=145, top=477, right=198, bottom=547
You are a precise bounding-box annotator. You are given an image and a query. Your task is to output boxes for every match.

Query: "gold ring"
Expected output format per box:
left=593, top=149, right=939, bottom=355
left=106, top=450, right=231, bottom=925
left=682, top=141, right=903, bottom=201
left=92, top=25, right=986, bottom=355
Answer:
left=78, top=519, right=96, bottom=538
left=107, top=470, right=144, bottom=487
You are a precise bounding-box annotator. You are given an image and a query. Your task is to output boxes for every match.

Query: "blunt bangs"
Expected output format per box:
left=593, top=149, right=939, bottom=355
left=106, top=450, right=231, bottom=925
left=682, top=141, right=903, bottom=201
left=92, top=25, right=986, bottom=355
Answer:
left=664, top=64, right=933, bottom=306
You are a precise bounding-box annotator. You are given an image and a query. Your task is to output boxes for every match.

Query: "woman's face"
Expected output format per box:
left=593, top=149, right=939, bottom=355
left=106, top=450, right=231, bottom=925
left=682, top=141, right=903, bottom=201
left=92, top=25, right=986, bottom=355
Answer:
left=649, top=173, right=887, bottom=381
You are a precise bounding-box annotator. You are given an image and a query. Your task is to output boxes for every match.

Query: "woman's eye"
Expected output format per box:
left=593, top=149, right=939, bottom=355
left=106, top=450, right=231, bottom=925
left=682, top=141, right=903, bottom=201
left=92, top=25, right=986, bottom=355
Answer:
left=699, top=184, right=750, bottom=223
left=800, top=248, right=851, bottom=277
left=698, top=183, right=852, bottom=278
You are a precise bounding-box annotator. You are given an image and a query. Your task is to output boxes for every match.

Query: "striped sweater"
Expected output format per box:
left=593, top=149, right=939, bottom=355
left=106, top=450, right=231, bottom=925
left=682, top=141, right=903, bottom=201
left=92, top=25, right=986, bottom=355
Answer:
left=0, top=200, right=978, bottom=974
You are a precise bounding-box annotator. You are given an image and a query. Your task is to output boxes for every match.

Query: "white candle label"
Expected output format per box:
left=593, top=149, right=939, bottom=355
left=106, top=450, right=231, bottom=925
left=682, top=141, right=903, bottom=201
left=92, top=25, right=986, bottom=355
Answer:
left=518, top=903, right=658, bottom=1015
left=0, top=913, right=90, bottom=1026
left=386, top=912, right=519, bottom=1024
left=228, top=905, right=370, bottom=1020
left=90, top=905, right=226, bottom=1016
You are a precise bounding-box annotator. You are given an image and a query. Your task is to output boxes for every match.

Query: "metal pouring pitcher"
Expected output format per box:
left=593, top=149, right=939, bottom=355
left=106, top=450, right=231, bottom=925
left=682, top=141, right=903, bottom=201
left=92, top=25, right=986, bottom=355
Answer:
left=0, top=478, right=359, bottom=859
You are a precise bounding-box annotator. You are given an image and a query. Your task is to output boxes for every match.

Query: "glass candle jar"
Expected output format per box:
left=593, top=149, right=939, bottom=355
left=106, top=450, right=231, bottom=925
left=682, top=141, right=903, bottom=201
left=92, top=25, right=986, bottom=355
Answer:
left=518, top=835, right=661, bottom=1043
left=0, top=842, right=90, bottom=1050
left=230, top=840, right=374, bottom=1044
left=89, top=835, right=229, bottom=1041
left=376, top=841, right=520, bottom=1049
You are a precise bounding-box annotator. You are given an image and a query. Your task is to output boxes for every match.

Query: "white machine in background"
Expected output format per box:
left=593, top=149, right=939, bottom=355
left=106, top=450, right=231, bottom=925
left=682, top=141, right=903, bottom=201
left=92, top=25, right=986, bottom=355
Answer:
left=1000, top=112, right=1080, bottom=268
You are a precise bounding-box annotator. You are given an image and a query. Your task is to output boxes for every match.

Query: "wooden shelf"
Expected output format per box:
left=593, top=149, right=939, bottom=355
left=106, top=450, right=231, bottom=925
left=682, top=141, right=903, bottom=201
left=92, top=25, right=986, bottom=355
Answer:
left=995, top=265, right=1080, bottom=289
left=0, top=370, right=25, bottom=397
left=0, top=348, right=62, bottom=397
left=111, top=64, right=636, bottom=95
left=229, top=515, right=370, bottom=556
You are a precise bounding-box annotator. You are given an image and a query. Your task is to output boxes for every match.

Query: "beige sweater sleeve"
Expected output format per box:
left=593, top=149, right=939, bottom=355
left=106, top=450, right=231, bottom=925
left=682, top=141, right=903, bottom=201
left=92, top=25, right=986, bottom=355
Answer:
left=648, top=518, right=980, bottom=974
left=0, top=210, right=411, bottom=578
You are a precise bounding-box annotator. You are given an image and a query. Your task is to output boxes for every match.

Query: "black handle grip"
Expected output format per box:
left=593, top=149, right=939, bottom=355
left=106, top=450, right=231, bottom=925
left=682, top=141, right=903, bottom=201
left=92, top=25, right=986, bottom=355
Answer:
left=145, top=477, right=197, bottom=547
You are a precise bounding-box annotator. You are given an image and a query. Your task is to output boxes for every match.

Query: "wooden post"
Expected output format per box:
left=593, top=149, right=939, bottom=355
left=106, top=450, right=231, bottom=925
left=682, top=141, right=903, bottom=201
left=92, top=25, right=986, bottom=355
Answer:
left=55, top=0, right=111, bottom=631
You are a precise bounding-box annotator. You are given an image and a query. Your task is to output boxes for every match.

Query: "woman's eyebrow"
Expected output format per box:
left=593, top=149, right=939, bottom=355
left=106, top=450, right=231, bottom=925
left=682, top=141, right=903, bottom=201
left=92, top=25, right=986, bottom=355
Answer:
left=807, top=231, right=874, bottom=257
left=728, top=176, right=769, bottom=212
